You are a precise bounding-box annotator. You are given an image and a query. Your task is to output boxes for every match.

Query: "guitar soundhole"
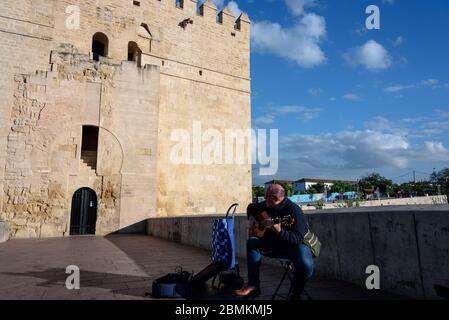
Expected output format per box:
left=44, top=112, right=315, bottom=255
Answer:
left=248, top=211, right=295, bottom=238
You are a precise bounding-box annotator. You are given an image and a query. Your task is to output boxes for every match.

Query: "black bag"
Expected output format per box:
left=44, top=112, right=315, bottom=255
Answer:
left=212, top=263, right=244, bottom=291
left=151, top=267, right=193, bottom=298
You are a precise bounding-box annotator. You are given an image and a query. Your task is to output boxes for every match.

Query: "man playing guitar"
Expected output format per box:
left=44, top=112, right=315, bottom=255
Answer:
left=234, top=184, right=314, bottom=300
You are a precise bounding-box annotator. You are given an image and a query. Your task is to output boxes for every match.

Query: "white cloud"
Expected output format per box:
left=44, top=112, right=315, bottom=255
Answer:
left=274, top=110, right=449, bottom=174
left=227, top=1, right=242, bottom=19
left=253, top=114, right=276, bottom=125
left=278, top=106, right=307, bottom=113
left=253, top=105, right=321, bottom=125
left=384, top=84, right=415, bottom=93
left=384, top=78, right=441, bottom=93
left=281, top=130, right=411, bottom=169
left=364, top=116, right=410, bottom=136
left=432, top=83, right=449, bottom=89
left=343, top=93, right=363, bottom=102
left=211, top=0, right=225, bottom=9
left=251, top=1, right=326, bottom=68
left=391, top=36, right=404, bottom=47
left=253, top=112, right=449, bottom=183
left=279, top=129, right=449, bottom=171
left=285, top=0, right=317, bottom=16
left=382, top=0, right=395, bottom=4
left=308, top=88, right=323, bottom=96
left=364, top=116, right=392, bottom=131
left=410, top=141, right=449, bottom=162
left=420, top=79, right=439, bottom=86
left=344, top=40, right=392, bottom=71
left=435, top=109, right=449, bottom=118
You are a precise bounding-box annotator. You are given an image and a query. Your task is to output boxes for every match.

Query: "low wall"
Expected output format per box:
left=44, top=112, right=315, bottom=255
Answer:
left=301, top=195, right=448, bottom=210
left=147, top=205, right=449, bottom=300
left=0, top=221, right=9, bottom=243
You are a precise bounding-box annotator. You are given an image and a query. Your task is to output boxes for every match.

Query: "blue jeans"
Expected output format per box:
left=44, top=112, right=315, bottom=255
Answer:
left=247, top=237, right=314, bottom=294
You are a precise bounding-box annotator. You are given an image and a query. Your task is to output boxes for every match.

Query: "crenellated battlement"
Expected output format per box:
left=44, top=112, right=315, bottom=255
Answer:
left=42, top=0, right=251, bottom=79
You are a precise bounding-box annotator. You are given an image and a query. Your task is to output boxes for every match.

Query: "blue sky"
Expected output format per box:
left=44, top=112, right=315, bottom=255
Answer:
left=210, top=0, right=449, bottom=185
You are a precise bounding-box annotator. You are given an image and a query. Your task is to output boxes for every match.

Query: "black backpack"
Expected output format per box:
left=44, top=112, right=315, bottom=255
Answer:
left=150, top=267, right=193, bottom=298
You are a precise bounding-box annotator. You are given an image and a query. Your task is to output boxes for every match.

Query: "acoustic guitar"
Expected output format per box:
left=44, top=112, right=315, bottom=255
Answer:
left=248, top=210, right=295, bottom=238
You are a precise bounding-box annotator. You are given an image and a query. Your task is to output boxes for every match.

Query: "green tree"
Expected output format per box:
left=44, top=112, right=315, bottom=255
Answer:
left=308, top=182, right=326, bottom=194
left=329, top=181, right=357, bottom=194
left=359, top=173, right=393, bottom=195
left=431, top=168, right=449, bottom=195
left=252, top=186, right=265, bottom=199
left=280, top=182, right=294, bottom=197
left=393, top=182, right=435, bottom=197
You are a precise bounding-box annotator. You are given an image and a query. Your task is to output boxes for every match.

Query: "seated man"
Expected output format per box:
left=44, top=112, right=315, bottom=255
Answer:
left=235, top=184, right=314, bottom=300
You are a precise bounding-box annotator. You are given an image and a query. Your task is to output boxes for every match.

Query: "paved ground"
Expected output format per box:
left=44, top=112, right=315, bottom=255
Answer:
left=0, top=235, right=406, bottom=300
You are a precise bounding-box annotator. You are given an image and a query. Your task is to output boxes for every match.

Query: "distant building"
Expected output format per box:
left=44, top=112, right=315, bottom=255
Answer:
left=293, top=178, right=358, bottom=193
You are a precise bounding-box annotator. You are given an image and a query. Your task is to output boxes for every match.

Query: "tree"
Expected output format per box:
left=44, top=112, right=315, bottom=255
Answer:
left=252, top=186, right=265, bottom=199
left=280, top=182, right=294, bottom=197
left=308, top=182, right=326, bottom=194
left=431, top=168, right=449, bottom=195
left=359, top=173, right=393, bottom=196
left=329, top=181, right=356, bottom=194
left=393, top=181, right=435, bottom=197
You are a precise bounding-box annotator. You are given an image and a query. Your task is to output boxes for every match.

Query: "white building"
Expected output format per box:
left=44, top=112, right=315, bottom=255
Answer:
left=293, top=178, right=358, bottom=193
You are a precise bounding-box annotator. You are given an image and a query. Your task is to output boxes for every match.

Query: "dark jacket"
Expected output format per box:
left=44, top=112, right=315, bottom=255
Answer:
left=248, top=198, right=308, bottom=246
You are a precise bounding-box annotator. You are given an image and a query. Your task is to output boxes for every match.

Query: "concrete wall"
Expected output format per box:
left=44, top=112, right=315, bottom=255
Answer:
left=0, top=221, right=9, bottom=243
left=147, top=205, right=449, bottom=300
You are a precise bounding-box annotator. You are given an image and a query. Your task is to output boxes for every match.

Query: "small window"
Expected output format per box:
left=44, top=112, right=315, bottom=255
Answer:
left=176, top=0, right=184, bottom=9
left=235, top=19, right=241, bottom=31
left=133, top=0, right=140, bottom=6
left=199, top=70, right=203, bottom=76
left=217, top=11, right=223, bottom=24
left=128, top=41, right=142, bottom=66
left=197, top=4, right=204, bottom=16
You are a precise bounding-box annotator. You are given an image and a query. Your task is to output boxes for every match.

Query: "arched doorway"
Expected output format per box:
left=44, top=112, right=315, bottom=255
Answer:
left=92, top=32, right=109, bottom=61
left=128, top=41, right=142, bottom=66
left=70, top=188, right=98, bottom=235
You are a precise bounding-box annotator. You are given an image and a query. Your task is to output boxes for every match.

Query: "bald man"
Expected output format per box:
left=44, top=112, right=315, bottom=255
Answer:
left=235, top=184, right=314, bottom=300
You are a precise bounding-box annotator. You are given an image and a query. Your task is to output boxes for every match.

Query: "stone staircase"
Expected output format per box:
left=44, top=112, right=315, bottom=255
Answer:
left=80, top=150, right=97, bottom=174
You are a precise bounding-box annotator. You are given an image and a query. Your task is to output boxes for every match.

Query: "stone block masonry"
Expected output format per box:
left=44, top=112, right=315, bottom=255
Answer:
left=0, top=0, right=252, bottom=238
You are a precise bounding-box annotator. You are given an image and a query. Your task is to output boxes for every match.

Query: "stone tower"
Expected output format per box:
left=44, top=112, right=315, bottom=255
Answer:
left=0, top=0, right=252, bottom=238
